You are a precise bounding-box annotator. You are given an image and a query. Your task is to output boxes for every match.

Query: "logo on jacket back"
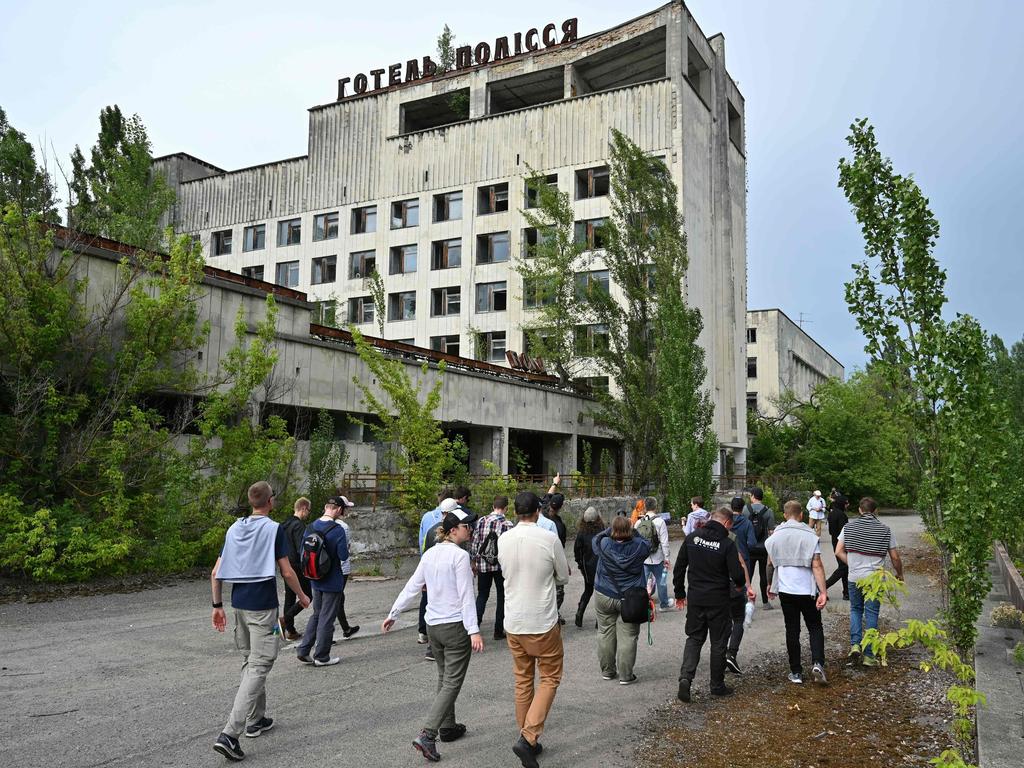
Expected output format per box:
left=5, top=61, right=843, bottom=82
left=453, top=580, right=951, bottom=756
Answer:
left=694, top=536, right=721, bottom=551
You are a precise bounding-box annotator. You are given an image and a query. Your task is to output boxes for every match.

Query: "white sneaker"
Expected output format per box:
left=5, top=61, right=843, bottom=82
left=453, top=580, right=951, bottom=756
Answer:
left=417, top=632, right=429, bottom=644
left=314, top=657, right=340, bottom=667
left=787, top=672, right=803, bottom=684
left=812, top=663, right=827, bottom=684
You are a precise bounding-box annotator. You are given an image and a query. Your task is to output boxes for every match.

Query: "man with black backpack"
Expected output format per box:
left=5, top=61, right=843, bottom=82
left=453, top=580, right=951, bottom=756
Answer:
left=294, top=496, right=350, bottom=667
left=745, top=488, right=776, bottom=609
left=471, top=495, right=513, bottom=639
left=279, top=497, right=311, bottom=641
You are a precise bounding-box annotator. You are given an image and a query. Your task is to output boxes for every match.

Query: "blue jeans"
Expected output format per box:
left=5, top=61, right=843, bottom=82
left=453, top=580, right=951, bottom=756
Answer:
left=644, top=562, right=669, bottom=608
left=849, top=580, right=880, bottom=656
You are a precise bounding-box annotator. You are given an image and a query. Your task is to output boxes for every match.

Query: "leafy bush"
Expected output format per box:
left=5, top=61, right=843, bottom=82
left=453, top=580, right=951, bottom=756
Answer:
left=990, top=602, right=1024, bottom=629
left=1013, top=642, right=1024, bottom=667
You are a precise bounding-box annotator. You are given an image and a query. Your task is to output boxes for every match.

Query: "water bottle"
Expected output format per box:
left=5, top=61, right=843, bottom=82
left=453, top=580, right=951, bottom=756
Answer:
left=743, top=600, right=755, bottom=629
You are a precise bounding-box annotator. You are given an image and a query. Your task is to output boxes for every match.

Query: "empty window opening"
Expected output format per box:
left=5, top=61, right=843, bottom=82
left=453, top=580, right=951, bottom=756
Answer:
left=432, top=239, right=462, bottom=270
left=241, top=265, right=264, bottom=281
left=522, top=227, right=554, bottom=258
left=728, top=100, right=743, bottom=152
left=477, top=232, right=511, bottom=264
left=525, top=174, right=558, bottom=209
left=351, top=205, right=377, bottom=234
left=478, top=183, right=509, bottom=215
left=400, top=88, right=470, bottom=134
left=575, top=166, right=609, bottom=199
left=312, top=300, right=337, bottom=326
left=391, top=199, right=419, bottom=229
left=574, top=218, right=607, bottom=249
left=746, top=392, right=758, bottom=412
left=746, top=327, right=757, bottom=344
left=431, top=286, right=461, bottom=317
left=488, top=67, right=565, bottom=115
left=212, top=229, right=232, bottom=256
left=476, top=281, right=507, bottom=313
left=747, top=356, right=758, bottom=378
left=434, top=191, right=463, bottom=222
left=571, top=26, right=667, bottom=95
left=349, top=250, right=376, bottom=279
left=431, top=335, right=461, bottom=356
left=389, top=244, right=417, bottom=275
left=388, top=291, right=417, bottom=321
left=685, top=39, right=712, bottom=106
left=311, top=255, right=337, bottom=285
left=477, top=331, right=506, bottom=362
left=313, top=211, right=339, bottom=241
left=347, top=296, right=375, bottom=325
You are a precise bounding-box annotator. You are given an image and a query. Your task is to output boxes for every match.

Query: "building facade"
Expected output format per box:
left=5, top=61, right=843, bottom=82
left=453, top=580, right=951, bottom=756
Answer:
left=154, top=1, right=749, bottom=472
left=745, top=309, right=845, bottom=419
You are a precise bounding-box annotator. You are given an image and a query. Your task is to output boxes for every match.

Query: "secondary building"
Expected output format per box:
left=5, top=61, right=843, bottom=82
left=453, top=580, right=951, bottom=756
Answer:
left=745, top=309, right=845, bottom=419
left=154, top=1, right=749, bottom=473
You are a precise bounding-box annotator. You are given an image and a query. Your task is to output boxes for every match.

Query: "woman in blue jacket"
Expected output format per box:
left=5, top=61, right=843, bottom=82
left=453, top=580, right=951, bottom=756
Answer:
left=592, top=515, right=655, bottom=684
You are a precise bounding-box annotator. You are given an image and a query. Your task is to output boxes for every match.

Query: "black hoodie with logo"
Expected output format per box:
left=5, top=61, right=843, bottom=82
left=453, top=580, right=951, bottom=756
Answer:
left=672, top=519, right=746, bottom=606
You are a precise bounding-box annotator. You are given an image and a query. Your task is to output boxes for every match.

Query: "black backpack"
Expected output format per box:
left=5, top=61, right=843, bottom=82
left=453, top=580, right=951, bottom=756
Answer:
left=480, top=530, right=500, bottom=567
left=749, top=505, right=770, bottom=544
left=300, top=527, right=333, bottom=580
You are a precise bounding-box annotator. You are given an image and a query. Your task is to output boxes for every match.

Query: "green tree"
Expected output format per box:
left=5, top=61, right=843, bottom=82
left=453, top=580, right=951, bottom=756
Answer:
left=435, top=25, right=469, bottom=117
left=68, top=106, right=174, bottom=250
left=306, top=409, right=348, bottom=514
left=0, top=107, right=58, bottom=220
left=838, top=118, right=1011, bottom=648
left=366, top=268, right=385, bottom=335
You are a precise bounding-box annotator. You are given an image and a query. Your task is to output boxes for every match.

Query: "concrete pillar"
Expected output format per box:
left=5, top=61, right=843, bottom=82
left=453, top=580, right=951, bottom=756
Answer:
left=494, top=426, right=508, bottom=473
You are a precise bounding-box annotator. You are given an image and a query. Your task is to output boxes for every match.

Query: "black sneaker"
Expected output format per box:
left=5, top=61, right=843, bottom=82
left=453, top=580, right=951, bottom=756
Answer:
left=710, top=684, right=734, bottom=696
left=494, top=629, right=507, bottom=640
left=677, top=680, right=691, bottom=702
left=439, top=723, right=467, bottom=742
left=296, top=655, right=314, bottom=665
left=424, top=647, right=435, bottom=661
left=512, top=735, right=540, bottom=768
left=413, top=730, right=440, bottom=762
left=213, top=732, right=245, bottom=761
left=725, top=654, right=742, bottom=674
left=244, top=716, right=274, bottom=738
left=343, top=625, right=360, bottom=640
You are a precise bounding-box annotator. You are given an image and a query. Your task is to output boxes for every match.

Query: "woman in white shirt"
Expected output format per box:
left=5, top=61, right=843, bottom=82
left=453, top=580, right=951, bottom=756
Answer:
left=383, top=509, right=484, bottom=762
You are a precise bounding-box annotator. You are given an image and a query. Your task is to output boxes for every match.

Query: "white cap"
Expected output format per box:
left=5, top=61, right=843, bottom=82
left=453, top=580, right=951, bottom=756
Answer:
left=813, top=490, right=822, bottom=497
left=439, top=498, right=460, bottom=513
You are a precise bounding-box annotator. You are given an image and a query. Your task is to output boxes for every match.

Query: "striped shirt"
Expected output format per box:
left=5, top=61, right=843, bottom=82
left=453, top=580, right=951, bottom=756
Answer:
left=839, top=514, right=897, bottom=583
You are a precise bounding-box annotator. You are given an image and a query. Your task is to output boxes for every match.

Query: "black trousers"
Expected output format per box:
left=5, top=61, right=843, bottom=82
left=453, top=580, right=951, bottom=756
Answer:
left=282, top=569, right=311, bottom=631
left=749, top=550, right=770, bottom=603
left=825, top=536, right=849, bottom=595
left=727, top=595, right=746, bottom=656
left=678, top=601, right=731, bottom=688
left=778, top=592, right=825, bottom=673
left=577, top=560, right=597, bottom=617
left=418, top=589, right=428, bottom=635
left=334, top=580, right=351, bottom=632
left=475, top=571, right=505, bottom=636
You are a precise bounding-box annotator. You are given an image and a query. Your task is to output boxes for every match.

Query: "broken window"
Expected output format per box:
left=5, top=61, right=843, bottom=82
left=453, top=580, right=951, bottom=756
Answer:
left=388, top=291, right=417, bottom=321
left=477, top=232, right=510, bottom=264
left=243, top=224, right=265, bottom=252
left=522, top=227, right=554, bottom=258
left=241, top=265, right=264, bottom=281
left=351, top=205, right=377, bottom=234
left=475, top=281, right=507, bottom=313
left=747, top=356, right=758, bottom=378
left=311, top=255, right=337, bottom=285
left=431, top=335, right=461, bottom=356
left=389, top=244, right=417, bottom=275
left=523, top=278, right=555, bottom=309
left=746, top=392, right=758, bottom=412
left=313, top=211, right=339, bottom=241
left=312, top=300, right=337, bottom=326
left=574, top=324, right=609, bottom=357
left=431, top=286, right=461, bottom=317
left=349, top=250, right=376, bottom=279
left=478, top=183, right=509, bottom=215
left=347, top=296, right=375, bottom=325
left=275, top=260, right=300, bottom=288
left=433, top=191, right=463, bottom=222
left=478, top=331, right=506, bottom=362
left=746, top=327, right=757, bottom=344
left=575, top=166, right=609, bottom=199
left=212, top=229, right=232, bottom=256
left=277, top=218, right=301, bottom=246
left=431, top=239, right=462, bottom=270
left=574, top=270, right=610, bottom=298
left=525, top=174, right=558, bottom=208
left=391, top=199, right=419, bottom=229
left=574, top=218, right=607, bottom=249
left=400, top=88, right=470, bottom=134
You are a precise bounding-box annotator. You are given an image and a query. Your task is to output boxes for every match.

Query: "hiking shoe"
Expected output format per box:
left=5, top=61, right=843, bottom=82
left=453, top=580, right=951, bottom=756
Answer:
left=677, top=680, right=691, bottom=702
left=619, top=674, right=638, bottom=685
left=296, top=655, right=314, bottom=665
left=244, top=717, right=274, bottom=738
left=788, top=672, right=803, bottom=684
left=284, top=630, right=301, bottom=642
left=413, top=730, right=440, bottom=762
left=812, top=663, right=827, bottom=684
left=710, top=684, right=734, bottom=696
left=343, top=625, right=360, bottom=640
left=847, top=644, right=861, bottom=659
left=417, top=632, right=429, bottom=644
left=861, top=655, right=879, bottom=667
left=512, top=735, right=540, bottom=768
left=439, top=723, right=467, bottom=742
left=314, top=656, right=340, bottom=667
left=602, top=671, right=618, bottom=680
left=424, top=647, right=435, bottom=661
left=725, top=654, right=742, bottom=674
left=213, top=732, right=245, bottom=761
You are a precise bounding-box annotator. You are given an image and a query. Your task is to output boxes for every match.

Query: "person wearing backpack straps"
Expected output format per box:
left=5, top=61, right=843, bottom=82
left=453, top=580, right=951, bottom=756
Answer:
left=634, top=497, right=672, bottom=611
left=294, top=496, right=350, bottom=667
left=471, top=495, right=513, bottom=640
left=278, top=497, right=312, bottom=641
left=744, top=487, right=777, bottom=610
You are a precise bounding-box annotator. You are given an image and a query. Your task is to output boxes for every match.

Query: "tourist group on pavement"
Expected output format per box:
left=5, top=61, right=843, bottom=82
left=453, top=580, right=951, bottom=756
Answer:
left=208, top=476, right=903, bottom=764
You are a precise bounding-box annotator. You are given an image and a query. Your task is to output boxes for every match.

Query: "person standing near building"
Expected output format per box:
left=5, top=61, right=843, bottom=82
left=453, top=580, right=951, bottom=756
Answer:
left=834, top=497, right=903, bottom=665
left=498, top=491, right=569, bottom=768
left=384, top=507, right=483, bottom=762
left=825, top=494, right=850, bottom=600
left=279, top=496, right=311, bottom=640
left=683, top=496, right=709, bottom=535
left=765, top=500, right=828, bottom=685
left=673, top=507, right=749, bottom=703
left=543, top=488, right=569, bottom=626
left=806, top=490, right=826, bottom=537
left=725, top=497, right=757, bottom=674
left=573, top=507, right=603, bottom=628
left=210, top=481, right=310, bottom=762
left=295, top=496, right=350, bottom=667
left=744, top=487, right=776, bottom=609
left=417, top=490, right=454, bottom=652
left=471, top=495, right=513, bottom=640
left=333, top=494, right=360, bottom=639
left=635, top=498, right=672, bottom=610
left=593, top=515, right=655, bottom=684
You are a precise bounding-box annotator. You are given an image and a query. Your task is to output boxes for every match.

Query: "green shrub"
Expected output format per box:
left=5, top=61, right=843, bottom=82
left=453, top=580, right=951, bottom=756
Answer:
left=990, top=602, right=1024, bottom=629
left=1013, top=642, right=1024, bottom=667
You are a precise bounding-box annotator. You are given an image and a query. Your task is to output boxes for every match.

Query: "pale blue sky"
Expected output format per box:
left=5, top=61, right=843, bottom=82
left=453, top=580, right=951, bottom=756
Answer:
left=2, top=0, right=1021, bottom=369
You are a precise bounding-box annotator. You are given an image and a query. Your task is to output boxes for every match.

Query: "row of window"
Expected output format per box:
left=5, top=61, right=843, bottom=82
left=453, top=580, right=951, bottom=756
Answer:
left=236, top=224, right=607, bottom=287
left=208, top=167, right=610, bottom=257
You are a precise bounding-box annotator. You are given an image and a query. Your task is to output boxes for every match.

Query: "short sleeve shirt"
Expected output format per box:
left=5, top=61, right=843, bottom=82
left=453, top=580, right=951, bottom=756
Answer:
left=776, top=541, right=821, bottom=596
left=839, top=527, right=897, bottom=583
left=228, top=526, right=290, bottom=611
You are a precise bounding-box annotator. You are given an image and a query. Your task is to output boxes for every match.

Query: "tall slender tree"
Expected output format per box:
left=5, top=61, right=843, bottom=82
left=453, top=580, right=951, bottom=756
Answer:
left=0, top=107, right=58, bottom=220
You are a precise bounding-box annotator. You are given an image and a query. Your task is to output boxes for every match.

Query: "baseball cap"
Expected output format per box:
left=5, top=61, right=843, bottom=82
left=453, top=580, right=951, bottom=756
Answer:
left=326, top=495, right=355, bottom=507
left=813, top=490, right=822, bottom=497
left=439, top=498, right=460, bottom=513
left=441, top=508, right=478, bottom=532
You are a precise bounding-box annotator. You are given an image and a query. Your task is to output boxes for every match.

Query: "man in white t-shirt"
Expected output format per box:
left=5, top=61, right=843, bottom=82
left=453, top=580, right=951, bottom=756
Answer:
left=765, top=500, right=828, bottom=685
left=806, top=490, right=826, bottom=537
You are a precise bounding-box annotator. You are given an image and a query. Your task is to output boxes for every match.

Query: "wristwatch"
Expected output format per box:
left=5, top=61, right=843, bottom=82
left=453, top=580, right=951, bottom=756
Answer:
left=212, top=601, right=223, bottom=609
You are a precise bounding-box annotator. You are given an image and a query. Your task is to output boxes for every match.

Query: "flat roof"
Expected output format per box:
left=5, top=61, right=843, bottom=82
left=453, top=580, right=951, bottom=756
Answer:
left=747, top=307, right=845, bottom=370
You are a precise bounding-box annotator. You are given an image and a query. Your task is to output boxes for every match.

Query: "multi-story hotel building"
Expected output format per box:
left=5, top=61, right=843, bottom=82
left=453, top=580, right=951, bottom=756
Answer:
left=155, top=1, right=750, bottom=472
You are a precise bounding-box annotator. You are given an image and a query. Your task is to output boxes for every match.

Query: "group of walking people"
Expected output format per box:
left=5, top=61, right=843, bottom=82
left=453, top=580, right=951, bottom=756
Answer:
left=208, top=477, right=903, bottom=765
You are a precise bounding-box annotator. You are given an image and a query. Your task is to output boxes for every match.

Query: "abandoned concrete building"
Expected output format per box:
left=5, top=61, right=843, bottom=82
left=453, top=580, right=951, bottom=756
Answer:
left=745, top=309, right=845, bottom=420
left=154, top=1, right=749, bottom=474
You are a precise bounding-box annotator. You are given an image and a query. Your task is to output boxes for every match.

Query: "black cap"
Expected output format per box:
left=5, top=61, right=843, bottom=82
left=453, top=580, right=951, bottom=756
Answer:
left=549, top=493, right=565, bottom=510
left=730, top=497, right=745, bottom=512
left=441, top=509, right=478, bottom=533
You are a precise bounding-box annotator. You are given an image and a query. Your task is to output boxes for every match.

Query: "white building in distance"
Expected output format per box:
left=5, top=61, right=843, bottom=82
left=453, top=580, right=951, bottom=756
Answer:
left=745, top=309, right=845, bottom=420
left=155, top=1, right=750, bottom=473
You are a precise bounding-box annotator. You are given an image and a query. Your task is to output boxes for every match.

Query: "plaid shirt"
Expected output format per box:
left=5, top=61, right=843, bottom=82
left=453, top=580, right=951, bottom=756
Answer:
left=471, top=511, right=512, bottom=573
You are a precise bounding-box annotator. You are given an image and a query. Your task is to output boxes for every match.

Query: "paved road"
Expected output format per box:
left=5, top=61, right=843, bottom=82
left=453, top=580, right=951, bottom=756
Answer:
left=0, top=516, right=926, bottom=768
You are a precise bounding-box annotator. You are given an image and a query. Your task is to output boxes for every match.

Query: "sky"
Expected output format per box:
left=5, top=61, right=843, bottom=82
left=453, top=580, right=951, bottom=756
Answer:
left=2, top=0, right=1021, bottom=370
